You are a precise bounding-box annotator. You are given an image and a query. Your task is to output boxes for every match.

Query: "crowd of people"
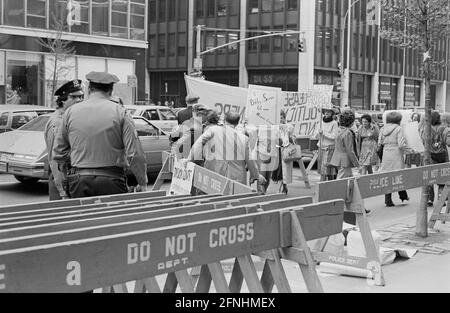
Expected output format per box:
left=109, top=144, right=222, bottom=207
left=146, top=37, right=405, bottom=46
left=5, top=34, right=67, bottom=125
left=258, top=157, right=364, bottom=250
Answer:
left=45, top=75, right=450, bottom=210
left=318, top=107, right=450, bottom=207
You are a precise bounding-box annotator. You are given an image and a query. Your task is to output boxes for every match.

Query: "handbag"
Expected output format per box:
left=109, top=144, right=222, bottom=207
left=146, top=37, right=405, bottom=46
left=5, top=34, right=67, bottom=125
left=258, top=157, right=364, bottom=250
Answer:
left=376, top=144, right=384, bottom=161
left=282, top=144, right=302, bottom=162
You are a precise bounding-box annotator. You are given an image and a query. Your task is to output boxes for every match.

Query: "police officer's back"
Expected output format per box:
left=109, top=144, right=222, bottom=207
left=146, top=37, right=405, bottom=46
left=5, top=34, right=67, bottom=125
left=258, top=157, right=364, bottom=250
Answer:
left=52, top=71, right=147, bottom=198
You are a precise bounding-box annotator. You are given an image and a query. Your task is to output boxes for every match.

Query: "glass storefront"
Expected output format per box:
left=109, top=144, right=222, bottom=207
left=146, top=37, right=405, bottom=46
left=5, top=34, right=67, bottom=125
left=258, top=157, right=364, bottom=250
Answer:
left=0, top=50, right=136, bottom=107
left=1, top=0, right=147, bottom=41
left=349, top=73, right=371, bottom=110
left=404, top=79, right=421, bottom=108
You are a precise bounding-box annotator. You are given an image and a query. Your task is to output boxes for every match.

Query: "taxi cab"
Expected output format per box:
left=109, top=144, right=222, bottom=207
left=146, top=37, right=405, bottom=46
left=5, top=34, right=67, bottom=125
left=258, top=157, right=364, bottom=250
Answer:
left=0, top=105, right=54, bottom=133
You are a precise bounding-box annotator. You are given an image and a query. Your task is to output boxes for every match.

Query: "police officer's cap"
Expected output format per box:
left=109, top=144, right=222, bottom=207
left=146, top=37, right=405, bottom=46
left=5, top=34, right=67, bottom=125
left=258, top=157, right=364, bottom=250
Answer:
left=86, top=71, right=120, bottom=84
left=54, top=80, right=84, bottom=98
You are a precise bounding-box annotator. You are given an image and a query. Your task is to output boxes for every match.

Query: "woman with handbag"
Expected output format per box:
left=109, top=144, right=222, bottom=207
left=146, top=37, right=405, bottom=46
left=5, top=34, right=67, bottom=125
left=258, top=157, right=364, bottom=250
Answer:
left=273, top=110, right=299, bottom=194
left=357, top=114, right=379, bottom=175
left=379, top=111, right=414, bottom=207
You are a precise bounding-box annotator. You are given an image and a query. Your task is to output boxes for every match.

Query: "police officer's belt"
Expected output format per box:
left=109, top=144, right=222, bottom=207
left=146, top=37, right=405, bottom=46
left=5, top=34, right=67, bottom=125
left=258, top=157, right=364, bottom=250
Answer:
left=70, top=167, right=125, bottom=178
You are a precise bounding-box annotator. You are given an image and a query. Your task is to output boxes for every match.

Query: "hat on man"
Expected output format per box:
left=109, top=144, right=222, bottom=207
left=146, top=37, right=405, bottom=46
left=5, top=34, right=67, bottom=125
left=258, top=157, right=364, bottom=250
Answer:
left=85, top=71, right=120, bottom=84
left=193, top=103, right=208, bottom=113
left=185, top=94, right=200, bottom=105
left=54, top=79, right=84, bottom=98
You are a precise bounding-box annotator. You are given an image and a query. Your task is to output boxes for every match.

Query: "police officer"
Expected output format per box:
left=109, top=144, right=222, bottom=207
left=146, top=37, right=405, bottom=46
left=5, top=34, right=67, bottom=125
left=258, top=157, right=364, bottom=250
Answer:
left=44, top=80, right=84, bottom=200
left=52, top=71, right=147, bottom=198
left=177, top=94, right=200, bottom=125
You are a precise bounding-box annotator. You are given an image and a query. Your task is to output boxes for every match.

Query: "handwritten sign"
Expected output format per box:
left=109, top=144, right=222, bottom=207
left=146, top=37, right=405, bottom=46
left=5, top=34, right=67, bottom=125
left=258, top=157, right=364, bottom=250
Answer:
left=169, top=161, right=195, bottom=195
left=282, top=85, right=333, bottom=137
left=246, top=85, right=281, bottom=126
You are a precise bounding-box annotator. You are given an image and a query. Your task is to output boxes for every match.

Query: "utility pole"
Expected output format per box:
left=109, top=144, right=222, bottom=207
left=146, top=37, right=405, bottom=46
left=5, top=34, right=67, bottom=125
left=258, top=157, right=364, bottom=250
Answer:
left=298, top=0, right=316, bottom=92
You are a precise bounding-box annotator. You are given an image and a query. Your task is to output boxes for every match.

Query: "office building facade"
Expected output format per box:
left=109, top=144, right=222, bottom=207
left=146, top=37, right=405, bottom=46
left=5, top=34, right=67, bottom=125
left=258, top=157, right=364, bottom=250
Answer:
left=148, top=0, right=449, bottom=111
left=0, top=0, right=148, bottom=107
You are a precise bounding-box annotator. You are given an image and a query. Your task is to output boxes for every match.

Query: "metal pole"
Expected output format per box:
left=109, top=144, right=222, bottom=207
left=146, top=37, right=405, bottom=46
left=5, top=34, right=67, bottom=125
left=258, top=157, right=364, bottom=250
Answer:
left=343, top=0, right=352, bottom=107
left=196, top=25, right=202, bottom=60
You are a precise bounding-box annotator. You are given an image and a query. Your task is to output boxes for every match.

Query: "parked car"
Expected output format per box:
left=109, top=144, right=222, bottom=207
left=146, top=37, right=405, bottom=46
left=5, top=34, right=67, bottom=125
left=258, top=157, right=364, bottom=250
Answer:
left=0, top=114, right=171, bottom=184
left=0, top=105, right=55, bottom=133
left=124, top=105, right=178, bottom=133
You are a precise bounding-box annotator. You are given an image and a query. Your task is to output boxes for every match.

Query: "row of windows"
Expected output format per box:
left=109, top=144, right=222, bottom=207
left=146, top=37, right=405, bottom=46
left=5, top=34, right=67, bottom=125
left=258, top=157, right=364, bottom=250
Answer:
left=149, top=0, right=187, bottom=22
left=149, top=33, right=186, bottom=57
left=248, top=0, right=298, bottom=14
left=0, top=0, right=146, bottom=40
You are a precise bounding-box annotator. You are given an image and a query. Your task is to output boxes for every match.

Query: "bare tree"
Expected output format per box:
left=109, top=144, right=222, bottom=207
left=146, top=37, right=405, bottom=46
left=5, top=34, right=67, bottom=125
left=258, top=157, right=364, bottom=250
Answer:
left=36, top=12, right=76, bottom=107
left=381, top=0, right=450, bottom=237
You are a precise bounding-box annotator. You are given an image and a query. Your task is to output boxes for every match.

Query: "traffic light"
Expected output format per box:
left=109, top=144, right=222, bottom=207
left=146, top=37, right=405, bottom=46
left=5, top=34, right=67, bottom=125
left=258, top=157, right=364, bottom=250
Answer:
left=298, top=38, right=306, bottom=53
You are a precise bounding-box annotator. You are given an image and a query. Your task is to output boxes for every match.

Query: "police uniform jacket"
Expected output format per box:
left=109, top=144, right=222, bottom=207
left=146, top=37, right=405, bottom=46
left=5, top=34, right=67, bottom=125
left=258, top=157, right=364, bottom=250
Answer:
left=52, top=92, right=147, bottom=186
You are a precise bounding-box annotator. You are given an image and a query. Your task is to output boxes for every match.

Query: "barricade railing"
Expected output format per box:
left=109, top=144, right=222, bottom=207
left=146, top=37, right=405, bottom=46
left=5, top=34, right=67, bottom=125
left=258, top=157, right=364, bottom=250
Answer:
left=0, top=197, right=344, bottom=293
left=315, top=162, right=450, bottom=286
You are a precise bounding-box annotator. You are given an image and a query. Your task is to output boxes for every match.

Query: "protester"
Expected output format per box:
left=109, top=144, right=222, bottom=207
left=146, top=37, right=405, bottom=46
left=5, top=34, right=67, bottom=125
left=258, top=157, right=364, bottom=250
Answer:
left=357, top=114, right=379, bottom=175
left=420, top=111, right=450, bottom=206
left=53, top=71, right=147, bottom=199
left=185, top=112, right=266, bottom=187
left=411, top=112, right=421, bottom=123
left=330, top=109, right=359, bottom=179
left=177, top=94, right=199, bottom=125
left=44, top=80, right=84, bottom=200
left=249, top=124, right=280, bottom=194
left=378, top=111, right=414, bottom=207
left=171, top=103, right=209, bottom=162
left=441, top=112, right=450, bottom=157
left=318, top=107, right=339, bottom=181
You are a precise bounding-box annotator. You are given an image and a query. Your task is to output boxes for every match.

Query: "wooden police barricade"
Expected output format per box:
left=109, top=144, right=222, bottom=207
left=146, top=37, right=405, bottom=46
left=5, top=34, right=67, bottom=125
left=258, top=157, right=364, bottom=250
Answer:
left=152, top=151, right=174, bottom=191
left=0, top=195, right=309, bottom=241
left=0, top=193, right=288, bottom=231
left=316, top=162, right=450, bottom=286
left=0, top=199, right=344, bottom=293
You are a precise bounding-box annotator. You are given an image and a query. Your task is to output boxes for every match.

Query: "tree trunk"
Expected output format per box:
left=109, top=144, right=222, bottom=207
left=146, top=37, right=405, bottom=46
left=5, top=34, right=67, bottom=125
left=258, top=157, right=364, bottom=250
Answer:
left=51, top=54, right=58, bottom=107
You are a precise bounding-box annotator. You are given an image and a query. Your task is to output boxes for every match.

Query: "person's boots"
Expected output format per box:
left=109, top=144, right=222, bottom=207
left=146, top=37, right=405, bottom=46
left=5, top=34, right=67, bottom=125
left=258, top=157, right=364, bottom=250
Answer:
left=385, top=194, right=395, bottom=207
left=399, top=190, right=409, bottom=203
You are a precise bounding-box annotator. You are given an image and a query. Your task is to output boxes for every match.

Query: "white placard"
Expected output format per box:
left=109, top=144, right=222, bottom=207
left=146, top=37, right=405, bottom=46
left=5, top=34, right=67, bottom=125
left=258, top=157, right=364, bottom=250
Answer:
left=246, top=85, right=281, bottom=126
left=403, top=121, right=425, bottom=153
left=169, top=161, right=195, bottom=195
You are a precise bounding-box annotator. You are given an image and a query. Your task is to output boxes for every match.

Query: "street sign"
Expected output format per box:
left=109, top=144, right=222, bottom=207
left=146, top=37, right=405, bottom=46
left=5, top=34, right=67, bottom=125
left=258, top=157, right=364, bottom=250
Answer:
left=366, top=0, right=380, bottom=26
left=194, top=57, right=203, bottom=71
left=127, top=75, right=137, bottom=88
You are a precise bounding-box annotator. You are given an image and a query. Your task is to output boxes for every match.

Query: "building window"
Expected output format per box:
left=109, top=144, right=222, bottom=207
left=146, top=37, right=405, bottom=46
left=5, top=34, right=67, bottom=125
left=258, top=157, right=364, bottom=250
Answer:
left=130, top=0, right=146, bottom=40
left=112, top=0, right=129, bottom=39
left=259, top=28, right=271, bottom=52
left=274, top=0, right=285, bottom=12
left=261, top=0, right=271, bottom=13
left=288, top=0, right=297, bottom=10
left=178, top=33, right=186, bottom=56
left=159, top=0, right=166, bottom=21
left=217, top=32, right=227, bottom=54
left=149, top=35, right=157, bottom=57
left=196, top=0, right=204, bottom=17
left=92, top=0, right=110, bottom=36
left=249, top=0, right=258, bottom=14
left=248, top=30, right=258, bottom=52
left=149, top=0, right=157, bottom=22
left=5, top=51, right=44, bottom=106
left=27, top=0, right=46, bottom=29
left=205, top=32, right=215, bottom=51
left=168, top=33, right=176, bottom=56
left=229, top=0, right=238, bottom=15
left=404, top=80, right=420, bottom=107
left=4, top=0, right=25, bottom=27
left=286, top=32, right=297, bottom=51
left=207, top=0, right=215, bottom=17
left=168, top=0, right=176, bottom=21
left=179, top=0, right=187, bottom=20
left=70, top=1, right=90, bottom=34
left=158, top=34, right=166, bottom=56
left=228, top=32, right=239, bottom=53
left=216, top=0, right=227, bottom=16
left=350, top=74, right=371, bottom=110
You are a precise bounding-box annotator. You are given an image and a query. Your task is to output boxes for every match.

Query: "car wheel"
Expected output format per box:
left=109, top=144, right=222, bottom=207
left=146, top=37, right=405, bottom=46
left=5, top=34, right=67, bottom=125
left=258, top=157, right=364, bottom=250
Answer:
left=14, top=175, right=40, bottom=184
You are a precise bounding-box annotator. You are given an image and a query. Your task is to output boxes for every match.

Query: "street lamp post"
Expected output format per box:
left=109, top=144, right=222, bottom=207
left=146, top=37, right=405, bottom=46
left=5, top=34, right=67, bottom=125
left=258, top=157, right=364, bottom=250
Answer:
left=341, top=0, right=362, bottom=108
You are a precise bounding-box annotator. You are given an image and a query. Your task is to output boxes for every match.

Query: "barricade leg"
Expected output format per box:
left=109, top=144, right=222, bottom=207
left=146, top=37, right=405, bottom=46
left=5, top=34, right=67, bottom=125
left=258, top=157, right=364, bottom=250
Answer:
left=134, top=277, right=161, bottom=293
left=195, top=265, right=212, bottom=293
left=228, top=258, right=244, bottom=293
left=298, top=159, right=311, bottom=189
left=236, top=255, right=264, bottom=293
left=163, top=272, right=178, bottom=293
left=207, top=262, right=231, bottom=293
left=429, top=183, right=450, bottom=229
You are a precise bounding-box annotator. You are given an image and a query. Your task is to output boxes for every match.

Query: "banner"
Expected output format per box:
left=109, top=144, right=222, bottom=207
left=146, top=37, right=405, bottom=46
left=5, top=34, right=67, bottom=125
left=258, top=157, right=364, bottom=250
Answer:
left=185, top=75, right=333, bottom=136
left=185, top=75, right=248, bottom=119
left=282, top=85, right=333, bottom=137
left=246, top=85, right=281, bottom=126
left=169, top=160, right=195, bottom=195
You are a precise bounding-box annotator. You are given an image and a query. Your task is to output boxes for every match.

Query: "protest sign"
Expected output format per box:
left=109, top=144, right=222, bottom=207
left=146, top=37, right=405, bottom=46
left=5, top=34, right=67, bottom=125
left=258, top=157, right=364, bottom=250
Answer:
left=246, top=85, right=281, bottom=126
left=169, top=160, right=195, bottom=195
left=184, top=74, right=248, bottom=119
left=281, top=85, right=333, bottom=137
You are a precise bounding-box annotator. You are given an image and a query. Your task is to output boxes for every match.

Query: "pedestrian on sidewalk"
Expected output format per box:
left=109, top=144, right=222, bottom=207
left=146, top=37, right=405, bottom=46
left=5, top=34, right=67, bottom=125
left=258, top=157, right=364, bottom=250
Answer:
left=378, top=111, right=414, bottom=207
left=318, top=107, right=339, bottom=181
left=330, top=109, right=359, bottom=179
left=420, top=111, right=450, bottom=206
left=357, top=114, right=379, bottom=175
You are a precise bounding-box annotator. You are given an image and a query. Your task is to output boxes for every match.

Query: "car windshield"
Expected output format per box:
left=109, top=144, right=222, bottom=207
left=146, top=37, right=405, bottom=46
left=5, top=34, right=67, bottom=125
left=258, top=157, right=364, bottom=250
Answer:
left=159, top=109, right=176, bottom=120
left=19, top=115, right=51, bottom=131
left=0, top=112, right=8, bottom=127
